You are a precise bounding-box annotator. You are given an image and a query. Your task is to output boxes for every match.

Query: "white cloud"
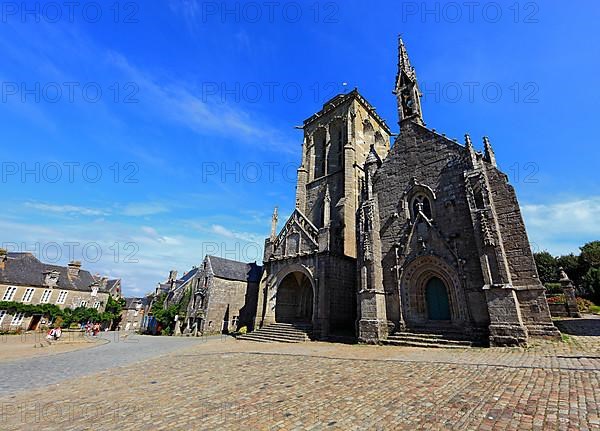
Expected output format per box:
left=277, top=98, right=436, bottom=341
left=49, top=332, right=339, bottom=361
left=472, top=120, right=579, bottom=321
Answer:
left=107, top=51, right=296, bottom=154
left=522, top=197, right=600, bottom=255
left=211, top=224, right=263, bottom=244
left=121, top=203, right=170, bottom=217
left=25, top=202, right=108, bottom=217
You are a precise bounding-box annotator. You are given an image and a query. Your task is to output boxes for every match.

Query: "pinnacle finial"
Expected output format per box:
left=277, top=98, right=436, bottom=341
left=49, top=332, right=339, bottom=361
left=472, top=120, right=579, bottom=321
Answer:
left=465, top=133, right=477, bottom=167
left=270, top=206, right=278, bottom=241
left=465, top=134, right=473, bottom=148
left=483, top=136, right=497, bottom=167
left=365, top=144, right=381, bottom=166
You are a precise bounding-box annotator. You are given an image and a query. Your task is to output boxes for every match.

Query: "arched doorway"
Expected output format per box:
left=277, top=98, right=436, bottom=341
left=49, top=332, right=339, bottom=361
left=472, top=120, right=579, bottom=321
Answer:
left=275, top=272, right=314, bottom=324
left=425, top=277, right=451, bottom=321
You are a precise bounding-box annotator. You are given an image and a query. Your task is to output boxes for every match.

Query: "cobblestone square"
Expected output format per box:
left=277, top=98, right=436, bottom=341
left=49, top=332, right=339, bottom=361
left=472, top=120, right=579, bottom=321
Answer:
left=0, top=318, right=599, bottom=430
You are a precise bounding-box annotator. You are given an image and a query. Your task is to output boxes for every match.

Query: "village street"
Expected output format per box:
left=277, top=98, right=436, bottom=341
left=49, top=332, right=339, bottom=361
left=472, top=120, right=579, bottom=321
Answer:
left=0, top=331, right=220, bottom=396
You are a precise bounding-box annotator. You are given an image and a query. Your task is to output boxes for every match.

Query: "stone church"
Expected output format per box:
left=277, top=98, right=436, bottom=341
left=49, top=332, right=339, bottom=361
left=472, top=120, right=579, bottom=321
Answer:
left=251, top=38, right=559, bottom=347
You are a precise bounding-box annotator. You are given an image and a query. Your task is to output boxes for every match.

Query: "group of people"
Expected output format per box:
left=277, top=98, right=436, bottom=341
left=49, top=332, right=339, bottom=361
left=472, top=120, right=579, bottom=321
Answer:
left=84, top=322, right=102, bottom=336
left=46, top=326, right=62, bottom=341
left=45, top=322, right=105, bottom=341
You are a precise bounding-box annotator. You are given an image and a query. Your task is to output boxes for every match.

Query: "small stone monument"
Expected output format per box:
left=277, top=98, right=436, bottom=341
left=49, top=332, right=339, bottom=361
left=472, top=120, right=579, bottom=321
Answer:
left=559, top=268, right=581, bottom=318
left=174, top=314, right=181, bottom=336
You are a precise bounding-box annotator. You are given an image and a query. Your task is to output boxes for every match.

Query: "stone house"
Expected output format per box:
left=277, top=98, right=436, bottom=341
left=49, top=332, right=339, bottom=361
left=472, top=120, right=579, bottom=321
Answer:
left=120, top=297, right=148, bottom=331
left=250, top=37, right=559, bottom=347
left=148, top=256, right=261, bottom=336
left=187, top=255, right=261, bottom=335
left=0, top=252, right=116, bottom=331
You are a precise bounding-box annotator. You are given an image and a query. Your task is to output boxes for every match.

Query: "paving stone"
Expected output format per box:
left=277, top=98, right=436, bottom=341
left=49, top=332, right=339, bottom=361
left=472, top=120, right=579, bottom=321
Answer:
left=0, top=331, right=598, bottom=430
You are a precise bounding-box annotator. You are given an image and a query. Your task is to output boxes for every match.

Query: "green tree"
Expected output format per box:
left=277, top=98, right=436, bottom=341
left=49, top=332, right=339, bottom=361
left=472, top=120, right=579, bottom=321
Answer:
left=150, top=294, right=183, bottom=335
left=104, top=295, right=125, bottom=329
left=582, top=267, right=600, bottom=303
left=534, top=251, right=558, bottom=284
left=580, top=241, right=600, bottom=268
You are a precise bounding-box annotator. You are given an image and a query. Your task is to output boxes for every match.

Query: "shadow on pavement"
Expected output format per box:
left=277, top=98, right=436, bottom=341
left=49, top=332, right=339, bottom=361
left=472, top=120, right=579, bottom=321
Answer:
left=555, top=316, right=600, bottom=336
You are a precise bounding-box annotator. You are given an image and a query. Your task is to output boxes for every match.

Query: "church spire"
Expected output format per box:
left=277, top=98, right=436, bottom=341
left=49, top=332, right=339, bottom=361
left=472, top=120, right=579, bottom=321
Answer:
left=393, top=36, right=423, bottom=126
left=397, top=36, right=415, bottom=81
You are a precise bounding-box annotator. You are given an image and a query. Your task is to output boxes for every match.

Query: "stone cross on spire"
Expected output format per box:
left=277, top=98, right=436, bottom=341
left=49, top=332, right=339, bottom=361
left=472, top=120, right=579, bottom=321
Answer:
left=393, top=36, right=423, bottom=126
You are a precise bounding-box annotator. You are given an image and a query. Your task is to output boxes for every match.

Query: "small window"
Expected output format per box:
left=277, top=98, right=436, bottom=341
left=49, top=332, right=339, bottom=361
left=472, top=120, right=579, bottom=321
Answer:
left=473, top=189, right=485, bottom=210
left=11, top=312, right=25, bottom=326
left=80, top=300, right=88, bottom=308
left=0, top=310, right=6, bottom=325
left=93, top=302, right=101, bottom=309
left=2, top=287, right=17, bottom=301
left=56, top=291, right=68, bottom=304
left=411, top=194, right=432, bottom=219
left=41, top=290, right=52, bottom=303
left=22, top=288, right=35, bottom=303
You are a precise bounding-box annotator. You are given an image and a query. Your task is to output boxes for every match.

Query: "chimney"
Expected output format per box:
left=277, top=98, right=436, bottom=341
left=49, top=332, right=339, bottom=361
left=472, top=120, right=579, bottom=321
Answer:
left=44, top=270, right=60, bottom=287
left=168, top=270, right=178, bottom=283
left=68, top=260, right=82, bottom=277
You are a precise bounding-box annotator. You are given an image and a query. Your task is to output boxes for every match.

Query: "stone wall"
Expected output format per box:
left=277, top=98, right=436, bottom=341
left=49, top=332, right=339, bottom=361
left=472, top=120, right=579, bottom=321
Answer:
left=372, top=122, right=489, bottom=336
left=203, top=278, right=257, bottom=335
left=0, top=284, right=109, bottom=331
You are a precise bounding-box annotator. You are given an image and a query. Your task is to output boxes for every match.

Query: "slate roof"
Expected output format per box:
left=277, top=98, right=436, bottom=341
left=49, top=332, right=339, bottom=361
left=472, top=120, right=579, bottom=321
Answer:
left=0, top=252, right=100, bottom=292
left=207, top=255, right=262, bottom=283
left=179, top=267, right=199, bottom=286
left=106, top=279, right=120, bottom=292
left=123, top=297, right=148, bottom=309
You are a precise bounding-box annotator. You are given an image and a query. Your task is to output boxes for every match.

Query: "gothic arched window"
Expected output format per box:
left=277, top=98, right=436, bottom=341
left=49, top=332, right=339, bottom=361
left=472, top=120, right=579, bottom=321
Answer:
left=411, top=194, right=432, bottom=220
left=473, top=188, right=485, bottom=210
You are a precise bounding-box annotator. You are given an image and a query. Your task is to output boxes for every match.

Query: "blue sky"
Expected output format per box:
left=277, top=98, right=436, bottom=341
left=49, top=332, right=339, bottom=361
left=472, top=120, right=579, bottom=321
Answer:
left=1, top=1, right=599, bottom=296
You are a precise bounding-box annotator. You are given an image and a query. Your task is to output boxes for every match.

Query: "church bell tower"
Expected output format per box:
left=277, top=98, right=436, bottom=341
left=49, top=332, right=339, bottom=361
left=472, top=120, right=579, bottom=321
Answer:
left=393, top=36, right=424, bottom=126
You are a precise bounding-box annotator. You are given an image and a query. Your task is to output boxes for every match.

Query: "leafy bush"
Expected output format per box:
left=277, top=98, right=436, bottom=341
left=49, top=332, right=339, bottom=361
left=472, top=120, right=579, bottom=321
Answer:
left=576, top=297, right=595, bottom=313
left=582, top=267, right=600, bottom=303
left=238, top=326, right=247, bottom=335
left=534, top=252, right=559, bottom=284
left=544, top=283, right=562, bottom=295
left=0, top=294, right=123, bottom=329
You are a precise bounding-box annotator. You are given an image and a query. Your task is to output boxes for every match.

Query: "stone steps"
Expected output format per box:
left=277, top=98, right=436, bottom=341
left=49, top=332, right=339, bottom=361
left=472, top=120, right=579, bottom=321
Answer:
left=238, top=323, right=312, bottom=344
left=383, top=332, right=473, bottom=349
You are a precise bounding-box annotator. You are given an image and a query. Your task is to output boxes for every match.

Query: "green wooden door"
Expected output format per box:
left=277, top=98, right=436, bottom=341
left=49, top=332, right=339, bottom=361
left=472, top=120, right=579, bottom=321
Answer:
left=426, top=277, right=451, bottom=320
